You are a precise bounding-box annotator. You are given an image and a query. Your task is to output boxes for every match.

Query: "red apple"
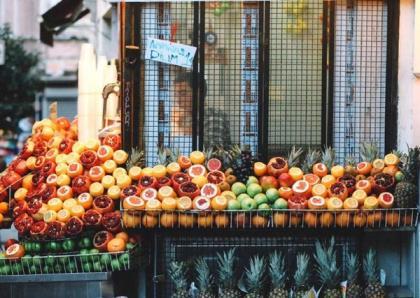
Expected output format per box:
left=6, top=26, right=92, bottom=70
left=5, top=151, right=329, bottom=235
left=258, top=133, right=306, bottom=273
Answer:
left=259, top=176, right=279, bottom=191
left=278, top=173, right=294, bottom=187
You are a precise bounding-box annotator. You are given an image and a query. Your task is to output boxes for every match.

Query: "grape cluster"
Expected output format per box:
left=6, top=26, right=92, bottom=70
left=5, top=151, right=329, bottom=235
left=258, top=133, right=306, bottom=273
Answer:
left=231, top=150, right=256, bottom=183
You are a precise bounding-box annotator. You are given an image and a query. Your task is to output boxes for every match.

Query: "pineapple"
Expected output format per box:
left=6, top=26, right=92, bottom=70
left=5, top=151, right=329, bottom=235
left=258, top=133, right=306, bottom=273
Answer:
left=287, top=146, right=304, bottom=168
left=346, top=253, right=363, bottom=298
left=195, top=257, right=215, bottom=298
left=302, top=148, right=321, bottom=174
left=363, top=249, right=385, bottom=298
left=394, top=146, right=420, bottom=208
left=168, top=261, right=190, bottom=298
left=359, top=142, right=379, bottom=163
left=244, top=255, right=266, bottom=298
left=344, top=155, right=358, bottom=176
left=313, top=238, right=341, bottom=298
left=293, top=253, right=311, bottom=298
left=126, top=147, right=145, bottom=169
left=322, top=147, right=336, bottom=170
left=268, top=251, right=288, bottom=298
left=216, top=248, right=242, bottom=298
left=157, top=146, right=171, bottom=166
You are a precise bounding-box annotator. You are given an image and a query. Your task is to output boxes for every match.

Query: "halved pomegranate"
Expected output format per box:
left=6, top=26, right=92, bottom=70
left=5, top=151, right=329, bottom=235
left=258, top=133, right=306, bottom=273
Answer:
left=27, top=197, right=43, bottom=214
left=267, top=157, right=289, bottom=177
left=373, top=173, right=395, bottom=194
left=4, top=239, right=18, bottom=250
left=328, top=182, right=349, bottom=201
left=5, top=244, right=25, bottom=260
left=93, top=195, right=115, bottom=214
left=72, top=175, right=91, bottom=195
left=65, top=217, right=84, bottom=236
left=82, top=209, right=103, bottom=226
left=206, top=158, right=222, bottom=171
left=34, top=156, right=46, bottom=171
left=338, top=174, right=356, bottom=195
left=101, top=211, right=122, bottom=233
left=20, top=141, right=34, bottom=159
left=206, top=170, right=226, bottom=185
left=80, top=150, right=99, bottom=169
left=171, top=172, right=191, bottom=191
left=38, top=185, right=57, bottom=203
left=93, top=230, right=114, bottom=252
left=102, top=135, right=121, bottom=151
left=33, top=141, right=47, bottom=157
left=58, top=138, right=75, bottom=154
left=46, top=221, right=66, bottom=239
left=177, top=182, right=200, bottom=198
left=121, top=185, right=141, bottom=199
left=30, top=221, right=48, bottom=238
left=13, top=200, right=28, bottom=218
left=41, top=160, right=56, bottom=177
left=157, top=176, right=172, bottom=188
left=11, top=158, right=29, bottom=176
left=14, top=213, right=33, bottom=234
left=1, top=170, right=22, bottom=190
left=288, top=195, right=308, bottom=210
left=138, top=175, right=158, bottom=191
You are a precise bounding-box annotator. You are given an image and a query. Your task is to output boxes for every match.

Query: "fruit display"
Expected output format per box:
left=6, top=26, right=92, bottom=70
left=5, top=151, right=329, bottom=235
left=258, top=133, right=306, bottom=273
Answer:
left=165, top=239, right=387, bottom=298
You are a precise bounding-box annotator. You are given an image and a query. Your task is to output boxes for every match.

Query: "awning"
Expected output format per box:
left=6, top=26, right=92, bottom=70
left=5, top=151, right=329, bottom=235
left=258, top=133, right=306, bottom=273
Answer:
left=40, top=0, right=90, bottom=46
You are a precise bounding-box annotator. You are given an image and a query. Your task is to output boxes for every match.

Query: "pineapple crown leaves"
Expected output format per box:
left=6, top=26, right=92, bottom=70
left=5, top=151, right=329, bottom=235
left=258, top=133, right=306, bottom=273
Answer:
left=346, top=253, right=360, bottom=283
left=157, top=146, right=179, bottom=166
left=126, top=147, right=145, bottom=169
left=269, top=251, right=287, bottom=289
left=294, top=253, right=311, bottom=290
left=244, top=255, right=266, bottom=294
left=302, top=148, right=321, bottom=173
left=359, top=141, right=379, bottom=163
left=313, top=237, right=341, bottom=289
left=344, top=155, right=357, bottom=167
left=363, top=249, right=380, bottom=283
left=168, top=261, right=189, bottom=291
left=287, top=146, right=304, bottom=168
left=399, top=146, right=420, bottom=183
left=216, top=248, right=238, bottom=290
left=195, top=257, right=214, bottom=293
left=322, top=146, right=336, bottom=169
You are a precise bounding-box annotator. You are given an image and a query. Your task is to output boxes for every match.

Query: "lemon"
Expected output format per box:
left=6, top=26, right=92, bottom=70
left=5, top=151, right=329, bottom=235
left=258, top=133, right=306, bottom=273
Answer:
left=63, top=198, right=78, bottom=211
left=44, top=210, right=58, bottom=223
left=47, top=198, right=63, bottom=212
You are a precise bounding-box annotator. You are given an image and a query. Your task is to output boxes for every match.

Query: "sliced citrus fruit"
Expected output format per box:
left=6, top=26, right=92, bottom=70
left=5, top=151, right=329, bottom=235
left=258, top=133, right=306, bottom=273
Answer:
left=166, top=162, right=181, bottom=175
left=321, top=175, right=336, bottom=188
left=188, top=164, right=207, bottom=178
left=57, top=208, right=71, bottom=222
left=177, top=196, right=193, bottom=210
left=308, top=196, right=326, bottom=209
left=211, top=195, right=228, bottom=211
left=384, top=153, right=399, bottom=166
left=70, top=204, right=85, bottom=217
left=289, top=167, right=304, bottom=181
left=48, top=136, right=63, bottom=149
left=145, top=199, right=162, bottom=216
left=72, top=141, right=86, bottom=154
left=107, top=185, right=121, bottom=200
left=128, top=166, right=142, bottom=180
left=141, top=167, right=153, bottom=177
left=253, top=162, right=267, bottom=177
left=55, top=153, right=68, bottom=164
left=312, top=163, right=328, bottom=177
left=89, top=182, right=105, bottom=197
left=85, top=138, right=100, bottom=151
left=178, top=156, right=192, bottom=169
left=103, top=159, right=117, bottom=174
left=327, top=197, right=344, bottom=210
left=200, top=183, right=220, bottom=199
left=14, top=188, right=28, bottom=201
left=46, top=173, right=58, bottom=186
left=330, top=165, right=345, bottom=178
left=352, top=189, right=367, bottom=206
left=152, top=165, right=167, bottom=178
left=45, top=148, right=59, bottom=161
left=161, top=197, right=177, bottom=211
left=158, top=186, right=176, bottom=201
left=101, top=175, right=116, bottom=189
left=357, top=162, right=372, bottom=175
left=77, top=193, right=93, bottom=209
left=67, top=162, right=83, bottom=178
left=113, top=167, right=127, bottom=179
left=63, top=198, right=78, bottom=210
left=372, top=159, right=385, bottom=171
left=43, top=210, right=57, bottom=223
left=355, top=179, right=372, bottom=194
left=56, top=174, right=71, bottom=186
left=123, top=196, right=145, bottom=210
left=206, top=158, right=222, bottom=172
left=311, top=183, right=328, bottom=197
left=364, top=196, right=379, bottom=209
left=190, top=151, right=205, bottom=164
left=141, top=187, right=158, bottom=202
left=113, top=150, right=129, bottom=165
left=89, top=166, right=105, bottom=182
left=116, top=175, right=132, bottom=189
left=192, top=196, right=211, bottom=210
left=66, top=152, right=80, bottom=164
left=292, top=180, right=310, bottom=196
left=303, top=173, right=320, bottom=186
left=221, top=190, right=237, bottom=201
left=343, top=197, right=359, bottom=209
left=378, top=192, right=394, bottom=208
left=192, top=175, right=208, bottom=188
left=55, top=163, right=68, bottom=176
left=278, top=187, right=293, bottom=200
left=57, top=185, right=73, bottom=200
left=47, top=198, right=63, bottom=212
left=97, top=145, right=114, bottom=161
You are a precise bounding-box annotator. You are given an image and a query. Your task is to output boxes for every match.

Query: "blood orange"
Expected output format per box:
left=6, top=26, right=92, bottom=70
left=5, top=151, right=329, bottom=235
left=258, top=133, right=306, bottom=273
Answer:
left=89, top=166, right=105, bottom=182
left=67, top=162, right=83, bottom=178
left=378, top=192, right=394, bottom=209
left=206, top=158, right=222, bottom=171
left=97, top=145, right=114, bottom=161
left=140, top=187, right=158, bottom=202
left=206, top=170, right=226, bottom=185
left=303, top=174, right=320, bottom=186
left=46, top=174, right=58, bottom=186
left=6, top=244, right=25, bottom=259
left=355, top=179, right=372, bottom=194
left=312, top=163, right=328, bottom=177
left=178, top=155, right=192, bottom=169
left=188, top=165, right=207, bottom=178
left=192, top=196, right=211, bottom=211
left=123, top=196, right=145, bottom=210
left=200, top=183, right=220, bottom=199
left=292, top=180, right=310, bottom=197
left=357, top=162, right=372, bottom=175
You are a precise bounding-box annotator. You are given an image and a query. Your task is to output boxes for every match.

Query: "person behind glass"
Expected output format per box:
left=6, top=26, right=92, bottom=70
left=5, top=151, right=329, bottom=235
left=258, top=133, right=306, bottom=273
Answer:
left=172, top=72, right=231, bottom=148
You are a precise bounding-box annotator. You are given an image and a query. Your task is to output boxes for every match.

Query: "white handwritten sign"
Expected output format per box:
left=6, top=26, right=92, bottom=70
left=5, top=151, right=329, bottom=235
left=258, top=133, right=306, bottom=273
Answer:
left=145, top=38, right=196, bottom=69
left=0, top=40, right=5, bottom=65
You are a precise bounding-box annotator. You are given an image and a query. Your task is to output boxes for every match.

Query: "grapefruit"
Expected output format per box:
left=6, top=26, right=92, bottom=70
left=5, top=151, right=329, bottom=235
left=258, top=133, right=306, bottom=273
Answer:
left=352, top=189, right=367, bottom=207
left=211, top=196, right=228, bottom=211
left=200, top=183, right=220, bottom=199
left=303, top=174, right=320, bottom=186
left=312, top=163, right=328, bottom=177
left=193, top=196, right=211, bottom=211
left=364, top=196, right=379, bottom=209
left=89, top=166, right=106, bottom=182
left=311, top=183, right=328, bottom=198
left=188, top=165, right=207, bottom=178
left=77, top=193, right=93, bottom=209
left=57, top=185, right=73, bottom=200
left=178, top=156, right=192, bottom=169
left=190, top=151, right=205, bottom=164
left=97, top=145, right=114, bottom=161
left=166, top=162, right=181, bottom=175
left=46, top=174, right=58, bottom=186
left=384, top=153, right=399, bottom=166
left=128, top=166, right=142, bottom=180
left=206, top=158, right=222, bottom=171
left=356, top=180, right=372, bottom=194
left=378, top=192, right=394, bottom=209
left=308, top=196, right=326, bottom=210
left=292, top=180, right=310, bottom=197
left=145, top=199, right=162, bottom=216
left=141, top=188, right=158, bottom=202
left=357, top=162, right=372, bottom=175
left=123, top=196, right=145, bottom=210
left=6, top=244, right=25, bottom=260
left=67, top=163, right=83, bottom=178
left=157, top=186, right=176, bottom=201
left=177, top=196, right=193, bottom=211
left=289, top=167, right=304, bottom=181
left=321, top=175, right=336, bottom=188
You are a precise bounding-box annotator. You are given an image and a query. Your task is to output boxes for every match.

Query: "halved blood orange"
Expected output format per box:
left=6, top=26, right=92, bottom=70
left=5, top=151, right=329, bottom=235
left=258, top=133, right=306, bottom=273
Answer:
left=178, top=156, right=192, bottom=169
left=364, top=196, right=379, bottom=209
left=89, top=166, right=105, bottom=182
left=311, top=183, right=328, bottom=198
left=188, top=164, right=207, bottom=178
left=378, top=192, right=394, bottom=209
left=176, top=196, right=192, bottom=211
left=45, top=148, right=59, bottom=161
left=206, top=158, right=222, bottom=172
left=97, top=145, right=114, bottom=161
left=312, top=163, right=328, bottom=177
left=206, top=170, right=226, bottom=185
left=6, top=244, right=25, bottom=259
left=321, top=175, right=336, bottom=188
left=210, top=195, right=228, bottom=211
left=343, top=197, right=359, bottom=210
left=57, top=185, right=73, bottom=200
left=145, top=199, right=162, bottom=216
left=355, top=179, right=372, bottom=194
left=292, top=180, right=310, bottom=197
left=327, top=197, right=344, bottom=210
left=157, top=186, right=176, bottom=201
left=67, top=162, right=83, bottom=178
left=200, top=183, right=220, bottom=199
left=193, top=196, right=211, bottom=210
left=357, top=162, right=372, bottom=175
left=278, top=187, right=293, bottom=200
left=123, top=196, right=145, bottom=210
left=77, top=193, right=93, bottom=209
left=308, top=196, right=326, bottom=210
left=384, top=153, right=399, bottom=166
left=161, top=197, right=177, bottom=211
left=46, top=174, right=58, bottom=186
left=303, top=174, right=320, bottom=186
left=140, top=188, right=158, bottom=202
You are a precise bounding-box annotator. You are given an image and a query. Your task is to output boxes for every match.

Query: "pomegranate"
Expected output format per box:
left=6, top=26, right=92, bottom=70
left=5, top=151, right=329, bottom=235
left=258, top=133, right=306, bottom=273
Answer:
left=93, top=230, right=114, bottom=252
left=1, top=171, right=22, bottom=190
left=157, top=176, right=172, bottom=188
left=72, top=175, right=91, bottom=195
left=30, top=221, right=48, bottom=239
left=338, top=174, right=357, bottom=195
left=287, top=195, right=308, bottom=210
left=46, top=221, right=66, bottom=239
left=206, top=171, right=226, bottom=185
left=13, top=200, right=28, bottom=218
left=259, top=175, right=279, bottom=191
left=58, top=138, right=74, bottom=154
left=121, top=185, right=141, bottom=199
left=82, top=209, right=103, bottom=226
left=138, top=175, right=158, bottom=191
left=93, top=195, right=115, bottom=214
left=177, top=182, right=200, bottom=198
left=33, top=141, right=47, bottom=157
left=80, top=150, right=99, bottom=169
left=102, top=135, right=121, bottom=151
left=40, top=160, right=56, bottom=177
left=171, top=172, right=191, bottom=191
left=20, top=142, right=34, bottom=159
left=101, top=211, right=122, bottom=233
left=14, top=213, right=34, bottom=234
left=11, top=158, right=29, bottom=176
left=65, top=217, right=84, bottom=236
left=267, top=157, right=289, bottom=177
left=328, top=182, right=349, bottom=201
left=373, top=173, right=395, bottom=194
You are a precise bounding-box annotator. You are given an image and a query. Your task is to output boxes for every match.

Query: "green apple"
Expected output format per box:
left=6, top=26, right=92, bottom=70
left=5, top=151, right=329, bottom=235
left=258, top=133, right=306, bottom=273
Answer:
left=246, top=176, right=259, bottom=186
left=266, top=188, right=280, bottom=203
left=227, top=199, right=241, bottom=210
left=237, top=193, right=251, bottom=202
left=231, top=182, right=247, bottom=195
left=241, top=197, right=257, bottom=210
left=273, top=198, right=288, bottom=209
left=247, top=183, right=262, bottom=198
left=254, top=193, right=268, bottom=206
left=257, top=203, right=271, bottom=217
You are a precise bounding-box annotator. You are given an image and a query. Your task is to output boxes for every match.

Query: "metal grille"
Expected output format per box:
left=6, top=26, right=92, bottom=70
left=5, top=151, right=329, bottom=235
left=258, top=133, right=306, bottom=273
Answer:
left=332, top=0, right=388, bottom=162
left=154, top=232, right=356, bottom=297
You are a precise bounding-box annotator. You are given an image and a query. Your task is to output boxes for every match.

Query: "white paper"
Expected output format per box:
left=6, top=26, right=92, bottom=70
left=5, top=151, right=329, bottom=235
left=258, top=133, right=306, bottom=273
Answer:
left=145, top=38, right=196, bottom=69
left=0, top=40, right=5, bottom=65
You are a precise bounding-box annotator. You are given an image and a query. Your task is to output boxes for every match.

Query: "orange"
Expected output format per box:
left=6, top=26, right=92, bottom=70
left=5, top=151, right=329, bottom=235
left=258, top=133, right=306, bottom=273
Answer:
left=67, top=162, right=84, bottom=178
left=89, top=182, right=105, bottom=197
left=107, top=238, right=126, bottom=253
left=45, top=148, right=59, bottom=161
left=353, top=212, right=367, bottom=227
left=44, top=210, right=58, bottom=223
left=253, top=162, right=267, bottom=177
left=55, top=163, right=68, bottom=176
left=190, top=151, right=205, bottom=164
left=330, top=165, right=345, bottom=178
left=63, top=198, right=78, bottom=211
left=364, top=196, right=379, bottom=209
left=177, top=196, right=193, bottom=211
left=57, top=209, right=71, bottom=222
left=355, top=180, right=372, bottom=195
left=312, top=163, right=328, bottom=177
left=319, top=212, right=334, bottom=227
left=77, top=193, right=93, bottom=209
left=292, top=180, right=310, bottom=196
left=289, top=167, right=304, bottom=181
left=152, top=165, right=167, bottom=178
left=85, top=138, right=100, bottom=151
left=303, top=174, right=320, bottom=186
left=103, top=159, right=118, bottom=174
left=161, top=197, right=177, bottom=211
left=336, top=212, right=352, bottom=228
left=0, top=202, right=8, bottom=214
left=273, top=212, right=289, bottom=227
left=123, top=212, right=141, bottom=228
left=166, top=162, right=181, bottom=175
left=215, top=214, right=230, bottom=228
left=122, top=196, right=145, bottom=210
left=308, top=196, right=326, bottom=210
left=57, top=185, right=73, bottom=201
left=141, top=167, right=154, bottom=177
left=26, top=156, right=37, bottom=170
left=113, top=167, right=128, bottom=179
left=101, top=175, right=116, bottom=189
left=107, top=185, right=121, bottom=200
left=178, top=214, right=196, bottom=228
left=191, top=176, right=208, bottom=188
left=72, top=141, right=86, bottom=154
left=357, top=162, right=372, bottom=175
left=343, top=197, right=359, bottom=210
left=14, top=188, right=28, bottom=201
left=145, top=199, right=162, bottom=216
left=210, top=196, right=228, bottom=211
left=55, top=154, right=68, bottom=164
left=384, top=153, right=399, bottom=166
left=197, top=214, right=214, bottom=228
left=56, top=174, right=71, bottom=186
left=22, top=175, right=34, bottom=190
left=160, top=213, right=178, bottom=228
left=383, top=165, right=398, bottom=176
left=115, top=232, right=129, bottom=242
left=327, top=197, right=344, bottom=210
left=321, top=175, right=336, bottom=188
left=66, top=152, right=80, bottom=164
left=70, top=205, right=85, bottom=217
left=278, top=187, right=293, bottom=200
left=311, top=183, right=328, bottom=198
left=113, top=150, right=129, bottom=165
left=304, top=212, right=318, bottom=228
left=157, top=186, right=176, bottom=201
left=116, top=175, right=132, bottom=189
left=128, top=166, right=142, bottom=180
left=178, top=156, right=192, bottom=169
left=372, top=159, right=385, bottom=171
left=352, top=189, right=367, bottom=206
